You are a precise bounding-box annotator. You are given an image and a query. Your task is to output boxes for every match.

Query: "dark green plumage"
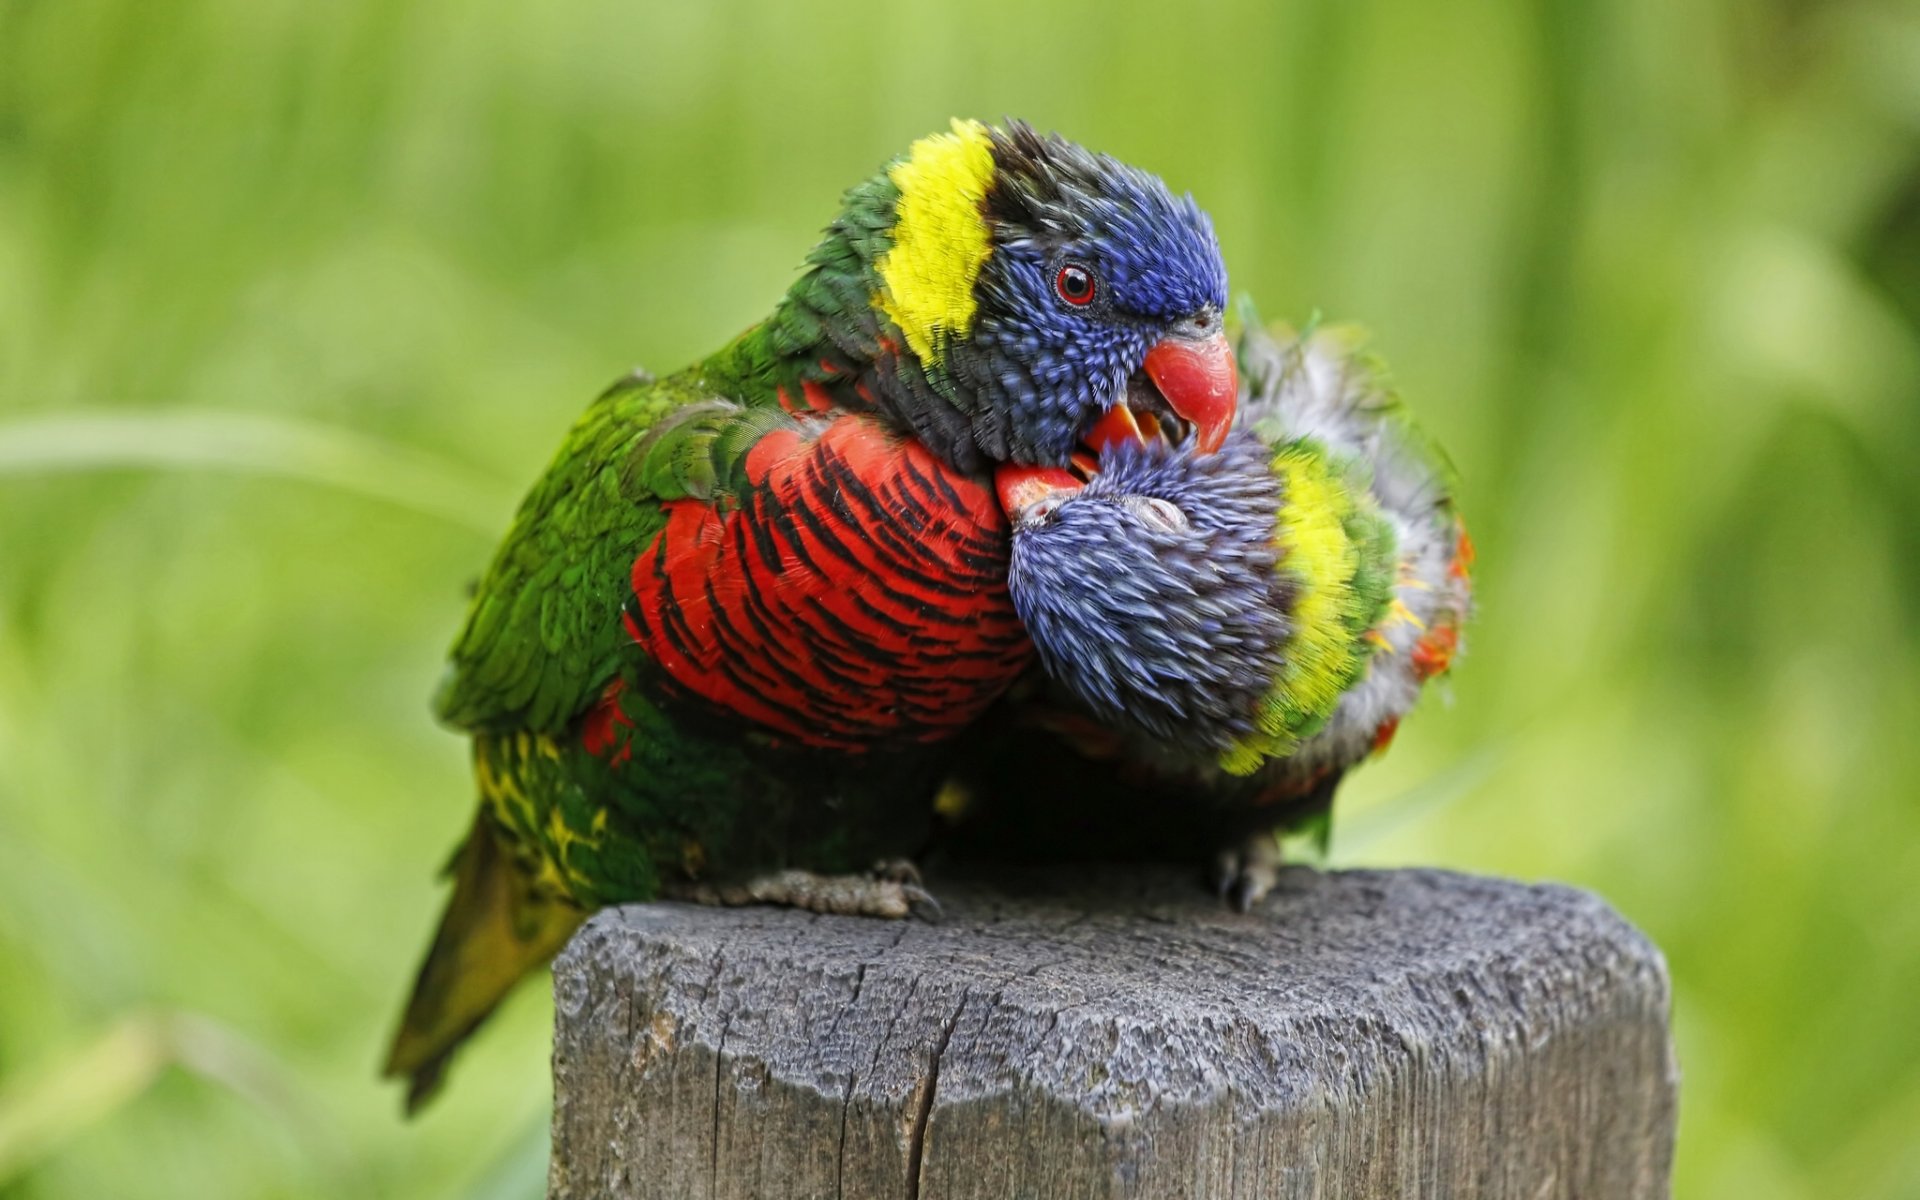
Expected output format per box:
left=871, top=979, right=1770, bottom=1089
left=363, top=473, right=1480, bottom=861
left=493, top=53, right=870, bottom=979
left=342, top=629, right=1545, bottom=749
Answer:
left=386, top=120, right=1241, bottom=1109
left=433, top=371, right=686, bottom=735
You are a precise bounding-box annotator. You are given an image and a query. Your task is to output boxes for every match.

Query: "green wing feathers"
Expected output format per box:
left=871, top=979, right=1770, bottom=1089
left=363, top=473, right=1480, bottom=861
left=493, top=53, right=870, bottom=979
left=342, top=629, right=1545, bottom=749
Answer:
left=401, top=365, right=809, bottom=1108
left=432, top=370, right=787, bottom=734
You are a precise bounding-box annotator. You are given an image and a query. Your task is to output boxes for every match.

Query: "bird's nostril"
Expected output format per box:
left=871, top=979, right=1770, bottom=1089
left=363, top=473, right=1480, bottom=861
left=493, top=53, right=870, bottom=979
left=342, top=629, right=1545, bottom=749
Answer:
left=1180, top=309, right=1223, bottom=339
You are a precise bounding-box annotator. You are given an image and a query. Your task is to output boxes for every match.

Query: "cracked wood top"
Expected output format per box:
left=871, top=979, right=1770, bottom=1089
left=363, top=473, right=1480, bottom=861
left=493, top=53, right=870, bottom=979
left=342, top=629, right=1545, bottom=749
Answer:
left=549, top=866, right=1676, bottom=1200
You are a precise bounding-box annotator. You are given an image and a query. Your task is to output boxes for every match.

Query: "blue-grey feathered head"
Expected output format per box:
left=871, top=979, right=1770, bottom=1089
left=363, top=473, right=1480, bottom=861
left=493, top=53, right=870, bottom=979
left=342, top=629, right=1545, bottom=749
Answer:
left=1004, top=430, right=1293, bottom=753
left=853, top=120, right=1238, bottom=474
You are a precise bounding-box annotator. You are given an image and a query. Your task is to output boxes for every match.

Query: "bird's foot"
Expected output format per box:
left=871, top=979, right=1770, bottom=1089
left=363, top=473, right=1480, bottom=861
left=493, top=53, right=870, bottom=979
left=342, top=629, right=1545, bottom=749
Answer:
left=1212, top=832, right=1283, bottom=913
left=669, top=866, right=941, bottom=921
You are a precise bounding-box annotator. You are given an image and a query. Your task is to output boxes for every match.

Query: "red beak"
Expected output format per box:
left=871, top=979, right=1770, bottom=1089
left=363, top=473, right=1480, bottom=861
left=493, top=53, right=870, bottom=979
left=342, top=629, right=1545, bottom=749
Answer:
left=1143, top=331, right=1238, bottom=454
left=996, top=464, right=1082, bottom=519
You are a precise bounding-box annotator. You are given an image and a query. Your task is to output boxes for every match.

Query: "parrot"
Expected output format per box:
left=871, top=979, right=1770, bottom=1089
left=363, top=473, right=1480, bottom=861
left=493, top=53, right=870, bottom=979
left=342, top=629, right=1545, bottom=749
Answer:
left=951, top=313, right=1473, bottom=909
left=383, top=118, right=1241, bottom=1109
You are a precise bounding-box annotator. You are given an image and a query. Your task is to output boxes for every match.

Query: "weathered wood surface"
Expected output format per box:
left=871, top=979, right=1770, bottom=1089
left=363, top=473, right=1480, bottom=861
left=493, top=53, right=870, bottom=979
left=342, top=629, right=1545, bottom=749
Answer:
left=549, top=866, right=1676, bottom=1199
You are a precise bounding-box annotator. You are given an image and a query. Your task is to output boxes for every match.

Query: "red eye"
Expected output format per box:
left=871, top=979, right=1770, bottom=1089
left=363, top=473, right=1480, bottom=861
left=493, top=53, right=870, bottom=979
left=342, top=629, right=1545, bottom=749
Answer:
left=1055, top=262, right=1096, bottom=306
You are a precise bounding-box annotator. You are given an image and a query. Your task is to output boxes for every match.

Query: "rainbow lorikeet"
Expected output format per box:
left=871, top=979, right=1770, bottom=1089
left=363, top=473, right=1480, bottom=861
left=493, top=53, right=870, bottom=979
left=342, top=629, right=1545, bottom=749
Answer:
left=384, top=119, right=1240, bottom=1108
left=955, top=315, right=1473, bottom=909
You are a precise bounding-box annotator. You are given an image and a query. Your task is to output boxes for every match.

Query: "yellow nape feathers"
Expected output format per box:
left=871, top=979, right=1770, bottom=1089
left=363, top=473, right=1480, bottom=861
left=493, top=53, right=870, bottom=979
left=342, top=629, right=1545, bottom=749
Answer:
left=875, top=118, right=997, bottom=367
left=1220, top=444, right=1382, bottom=776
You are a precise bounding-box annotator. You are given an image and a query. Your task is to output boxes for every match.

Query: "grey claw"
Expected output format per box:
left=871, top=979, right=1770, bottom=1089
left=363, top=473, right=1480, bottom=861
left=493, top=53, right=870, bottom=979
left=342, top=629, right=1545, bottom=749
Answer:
left=1227, top=875, right=1258, bottom=914
left=904, top=885, right=944, bottom=923
left=1210, top=851, right=1238, bottom=900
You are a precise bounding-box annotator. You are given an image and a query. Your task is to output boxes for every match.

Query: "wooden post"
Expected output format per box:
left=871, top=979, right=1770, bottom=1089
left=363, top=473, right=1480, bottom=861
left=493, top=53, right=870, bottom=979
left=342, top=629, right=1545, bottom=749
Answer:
left=549, top=867, right=1676, bottom=1199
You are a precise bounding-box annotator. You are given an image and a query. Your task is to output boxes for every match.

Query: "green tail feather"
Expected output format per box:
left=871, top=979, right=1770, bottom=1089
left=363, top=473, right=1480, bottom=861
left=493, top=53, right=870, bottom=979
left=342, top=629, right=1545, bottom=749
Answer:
left=383, top=810, right=585, bottom=1114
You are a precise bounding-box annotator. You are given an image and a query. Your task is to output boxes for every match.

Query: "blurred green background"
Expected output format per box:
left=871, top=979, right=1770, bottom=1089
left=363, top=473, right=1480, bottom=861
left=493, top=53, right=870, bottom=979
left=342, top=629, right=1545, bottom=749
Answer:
left=3, top=0, right=1918, bottom=1195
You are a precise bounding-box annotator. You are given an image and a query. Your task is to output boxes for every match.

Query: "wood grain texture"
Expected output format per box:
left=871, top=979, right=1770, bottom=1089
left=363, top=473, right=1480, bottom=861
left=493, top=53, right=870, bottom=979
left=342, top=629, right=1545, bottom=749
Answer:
left=549, top=867, right=1676, bottom=1199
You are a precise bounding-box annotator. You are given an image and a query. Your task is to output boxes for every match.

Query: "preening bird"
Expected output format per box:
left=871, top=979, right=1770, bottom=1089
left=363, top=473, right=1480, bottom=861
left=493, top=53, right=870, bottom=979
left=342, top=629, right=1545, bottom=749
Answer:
left=385, top=119, right=1239, bottom=1108
left=958, top=316, right=1473, bottom=909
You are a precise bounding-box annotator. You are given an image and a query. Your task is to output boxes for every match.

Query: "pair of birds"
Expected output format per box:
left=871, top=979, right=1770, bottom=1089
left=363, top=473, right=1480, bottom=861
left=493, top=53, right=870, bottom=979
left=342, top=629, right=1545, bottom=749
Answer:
left=384, top=119, right=1472, bottom=1110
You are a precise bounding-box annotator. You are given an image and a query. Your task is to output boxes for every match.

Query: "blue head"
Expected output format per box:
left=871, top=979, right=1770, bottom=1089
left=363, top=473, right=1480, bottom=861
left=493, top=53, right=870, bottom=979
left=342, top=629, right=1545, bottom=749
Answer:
left=1004, top=430, right=1294, bottom=753
left=858, top=120, right=1236, bottom=472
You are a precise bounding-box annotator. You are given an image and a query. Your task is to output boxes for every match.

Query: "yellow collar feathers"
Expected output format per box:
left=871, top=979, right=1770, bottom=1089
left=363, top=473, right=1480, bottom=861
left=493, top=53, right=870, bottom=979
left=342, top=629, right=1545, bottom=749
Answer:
left=874, top=118, right=997, bottom=366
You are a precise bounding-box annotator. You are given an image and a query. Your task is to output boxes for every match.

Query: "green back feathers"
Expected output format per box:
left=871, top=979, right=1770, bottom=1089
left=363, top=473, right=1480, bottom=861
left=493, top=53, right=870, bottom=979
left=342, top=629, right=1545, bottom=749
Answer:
left=434, top=372, right=720, bottom=733
left=623, top=398, right=804, bottom=504
left=703, top=119, right=1000, bottom=402
left=703, top=169, right=901, bottom=402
